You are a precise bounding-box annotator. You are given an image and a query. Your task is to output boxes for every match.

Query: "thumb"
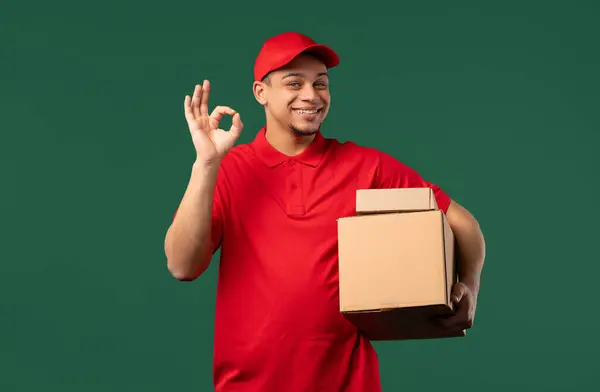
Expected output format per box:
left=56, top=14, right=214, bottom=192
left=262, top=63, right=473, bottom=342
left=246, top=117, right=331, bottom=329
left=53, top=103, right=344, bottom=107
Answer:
left=452, top=283, right=467, bottom=303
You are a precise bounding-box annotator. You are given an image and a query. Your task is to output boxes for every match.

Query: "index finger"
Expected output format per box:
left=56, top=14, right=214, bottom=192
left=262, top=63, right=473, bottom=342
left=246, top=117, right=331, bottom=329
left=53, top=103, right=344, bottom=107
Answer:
left=210, top=106, right=237, bottom=123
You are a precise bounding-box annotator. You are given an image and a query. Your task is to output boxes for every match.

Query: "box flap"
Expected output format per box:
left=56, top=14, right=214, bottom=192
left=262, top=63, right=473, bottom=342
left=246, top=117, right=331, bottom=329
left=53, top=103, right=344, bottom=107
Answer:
left=356, top=187, right=438, bottom=214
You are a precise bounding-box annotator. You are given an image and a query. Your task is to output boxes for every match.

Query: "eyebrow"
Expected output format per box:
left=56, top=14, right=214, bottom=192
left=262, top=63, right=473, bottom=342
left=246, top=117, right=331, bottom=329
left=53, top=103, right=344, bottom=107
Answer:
left=282, top=72, right=329, bottom=79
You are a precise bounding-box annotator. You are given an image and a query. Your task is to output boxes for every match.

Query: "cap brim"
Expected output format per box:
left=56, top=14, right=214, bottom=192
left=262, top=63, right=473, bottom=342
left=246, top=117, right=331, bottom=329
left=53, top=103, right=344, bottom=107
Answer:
left=300, top=44, right=340, bottom=69
left=254, top=43, right=340, bottom=81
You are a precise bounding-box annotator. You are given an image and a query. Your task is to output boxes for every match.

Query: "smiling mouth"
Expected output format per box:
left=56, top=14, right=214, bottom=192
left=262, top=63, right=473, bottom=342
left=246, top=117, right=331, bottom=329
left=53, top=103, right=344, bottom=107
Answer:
left=293, top=108, right=322, bottom=115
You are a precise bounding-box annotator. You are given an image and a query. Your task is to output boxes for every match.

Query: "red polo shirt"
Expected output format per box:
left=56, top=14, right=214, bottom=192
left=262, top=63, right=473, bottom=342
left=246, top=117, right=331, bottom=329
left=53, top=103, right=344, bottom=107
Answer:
left=184, top=127, right=451, bottom=392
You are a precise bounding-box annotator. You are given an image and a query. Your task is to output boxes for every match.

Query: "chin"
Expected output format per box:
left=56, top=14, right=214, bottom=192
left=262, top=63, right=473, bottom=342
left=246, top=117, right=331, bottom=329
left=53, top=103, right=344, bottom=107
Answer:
left=289, top=124, right=320, bottom=136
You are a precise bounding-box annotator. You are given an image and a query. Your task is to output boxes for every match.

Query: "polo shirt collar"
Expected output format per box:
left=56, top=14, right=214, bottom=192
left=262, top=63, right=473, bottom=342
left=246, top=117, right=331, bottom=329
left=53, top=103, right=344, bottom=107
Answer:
left=251, top=126, right=327, bottom=168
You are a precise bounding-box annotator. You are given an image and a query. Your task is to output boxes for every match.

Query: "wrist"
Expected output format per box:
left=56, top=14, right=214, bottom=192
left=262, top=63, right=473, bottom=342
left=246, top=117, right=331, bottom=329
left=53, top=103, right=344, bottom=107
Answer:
left=460, top=276, right=480, bottom=295
left=192, top=159, right=220, bottom=175
left=188, top=161, right=220, bottom=189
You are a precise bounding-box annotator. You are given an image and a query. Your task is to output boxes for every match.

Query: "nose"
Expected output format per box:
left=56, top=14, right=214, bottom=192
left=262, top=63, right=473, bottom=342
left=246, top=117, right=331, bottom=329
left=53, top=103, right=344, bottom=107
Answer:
left=299, top=84, right=320, bottom=102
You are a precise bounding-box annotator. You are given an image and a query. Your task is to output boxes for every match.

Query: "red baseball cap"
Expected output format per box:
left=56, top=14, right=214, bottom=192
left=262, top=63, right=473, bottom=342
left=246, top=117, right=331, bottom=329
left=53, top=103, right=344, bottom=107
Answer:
left=253, top=32, right=340, bottom=81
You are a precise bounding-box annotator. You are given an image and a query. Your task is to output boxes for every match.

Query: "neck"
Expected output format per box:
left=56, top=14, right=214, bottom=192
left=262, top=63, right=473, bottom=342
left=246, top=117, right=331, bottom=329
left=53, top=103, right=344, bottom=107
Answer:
left=264, top=116, right=316, bottom=157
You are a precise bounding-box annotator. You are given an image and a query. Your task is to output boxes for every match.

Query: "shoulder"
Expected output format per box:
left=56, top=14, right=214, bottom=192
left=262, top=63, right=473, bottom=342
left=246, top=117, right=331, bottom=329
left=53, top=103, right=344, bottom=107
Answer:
left=217, top=142, right=256, bottom=172
left=330, top=137, right=437, bottom=189
left=327, top=137, right=414, bottom=172
left=327, top=137, right=378, bottom=162
left=208, top=143, right=252, bottom=194
left=223, top=142, right=253, bottom=161
left=329, top=137, right=376, bottom=155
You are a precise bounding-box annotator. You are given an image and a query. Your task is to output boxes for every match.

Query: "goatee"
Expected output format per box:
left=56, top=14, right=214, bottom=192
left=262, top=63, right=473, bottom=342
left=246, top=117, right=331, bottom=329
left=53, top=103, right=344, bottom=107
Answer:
left=289, top=124, right=319, bottom=136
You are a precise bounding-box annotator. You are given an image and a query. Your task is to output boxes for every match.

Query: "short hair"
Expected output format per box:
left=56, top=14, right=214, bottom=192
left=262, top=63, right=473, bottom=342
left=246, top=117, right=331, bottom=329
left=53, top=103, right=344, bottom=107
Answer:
left=261, top=73, right=272, bottom=85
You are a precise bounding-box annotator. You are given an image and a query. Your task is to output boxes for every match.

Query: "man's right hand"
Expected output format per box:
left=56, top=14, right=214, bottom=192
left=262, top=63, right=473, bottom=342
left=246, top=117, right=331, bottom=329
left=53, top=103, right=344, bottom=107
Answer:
left=184, top=80, right=243, bottom=166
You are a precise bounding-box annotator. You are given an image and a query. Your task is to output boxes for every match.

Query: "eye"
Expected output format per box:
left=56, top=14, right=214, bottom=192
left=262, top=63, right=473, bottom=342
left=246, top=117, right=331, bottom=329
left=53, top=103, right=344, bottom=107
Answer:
left=287, top=82, right=301, bottom=88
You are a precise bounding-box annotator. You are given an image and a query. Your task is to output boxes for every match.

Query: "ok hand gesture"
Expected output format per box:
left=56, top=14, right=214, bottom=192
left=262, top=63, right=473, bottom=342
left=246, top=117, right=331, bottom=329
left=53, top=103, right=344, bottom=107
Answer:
left=184, top=80, right=243, bottom=166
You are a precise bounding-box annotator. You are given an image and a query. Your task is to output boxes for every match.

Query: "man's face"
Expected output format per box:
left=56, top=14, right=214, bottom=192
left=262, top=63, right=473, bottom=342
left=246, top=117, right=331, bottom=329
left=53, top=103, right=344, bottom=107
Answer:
left=254, top=53, right=331, bottom=136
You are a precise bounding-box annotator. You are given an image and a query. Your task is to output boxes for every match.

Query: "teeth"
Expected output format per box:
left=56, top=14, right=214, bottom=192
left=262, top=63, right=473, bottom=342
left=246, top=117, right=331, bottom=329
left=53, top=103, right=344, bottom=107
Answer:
left=295, top=109, right=318, bottom=114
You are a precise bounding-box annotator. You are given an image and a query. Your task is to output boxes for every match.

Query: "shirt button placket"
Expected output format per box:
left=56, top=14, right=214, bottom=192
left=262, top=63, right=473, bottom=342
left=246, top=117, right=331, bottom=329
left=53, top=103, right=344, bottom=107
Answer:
left=286, top=159, right=305, bottom=216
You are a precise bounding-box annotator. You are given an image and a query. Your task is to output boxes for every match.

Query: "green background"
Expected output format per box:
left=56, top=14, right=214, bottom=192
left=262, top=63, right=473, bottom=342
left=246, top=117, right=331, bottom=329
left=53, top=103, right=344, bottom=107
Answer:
left=2, top=0, right=599, bottom=390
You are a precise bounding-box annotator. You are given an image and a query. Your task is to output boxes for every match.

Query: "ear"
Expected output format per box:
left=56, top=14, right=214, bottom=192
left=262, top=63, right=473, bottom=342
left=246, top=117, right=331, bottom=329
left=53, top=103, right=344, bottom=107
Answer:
left=253, top=81, right=268, bottom=106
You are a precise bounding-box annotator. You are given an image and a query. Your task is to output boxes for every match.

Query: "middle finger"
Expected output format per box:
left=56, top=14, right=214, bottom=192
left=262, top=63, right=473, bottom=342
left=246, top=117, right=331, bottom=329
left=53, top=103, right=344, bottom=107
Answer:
left=200, top=80, right=210, bottom=116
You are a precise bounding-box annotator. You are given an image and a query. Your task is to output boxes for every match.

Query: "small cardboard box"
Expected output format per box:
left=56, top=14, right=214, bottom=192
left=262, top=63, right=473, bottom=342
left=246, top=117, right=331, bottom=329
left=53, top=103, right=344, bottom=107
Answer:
left=337, top=187, right=465, bottom=341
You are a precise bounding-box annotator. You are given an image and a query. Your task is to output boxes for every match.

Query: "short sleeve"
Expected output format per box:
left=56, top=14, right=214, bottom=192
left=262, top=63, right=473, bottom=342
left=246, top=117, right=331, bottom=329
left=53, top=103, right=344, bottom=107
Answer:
left=372, top=150, right=452, bottom=214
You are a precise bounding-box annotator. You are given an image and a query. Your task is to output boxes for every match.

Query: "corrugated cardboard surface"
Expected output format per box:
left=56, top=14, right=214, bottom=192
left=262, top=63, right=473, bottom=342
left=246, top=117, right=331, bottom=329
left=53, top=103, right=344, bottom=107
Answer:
left=356, top=187, right=438, bottom=214
left=338, top=188, right=464, bottom=340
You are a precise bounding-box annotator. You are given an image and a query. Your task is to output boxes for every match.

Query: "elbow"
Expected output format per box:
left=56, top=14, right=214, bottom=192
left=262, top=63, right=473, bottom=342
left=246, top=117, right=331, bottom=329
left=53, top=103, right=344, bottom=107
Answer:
left=165, top=249, right=211, bottom=281
left=167, top=263, right=196, bottom=281
left=164, top=227, right=212, bottom=281
left=166, top=259, right=207, bottom=282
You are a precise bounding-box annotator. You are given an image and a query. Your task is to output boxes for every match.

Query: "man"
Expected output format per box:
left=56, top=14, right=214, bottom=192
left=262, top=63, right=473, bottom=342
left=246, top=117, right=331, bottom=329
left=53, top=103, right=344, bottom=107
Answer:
left=165, top=32, right=486, bottom=392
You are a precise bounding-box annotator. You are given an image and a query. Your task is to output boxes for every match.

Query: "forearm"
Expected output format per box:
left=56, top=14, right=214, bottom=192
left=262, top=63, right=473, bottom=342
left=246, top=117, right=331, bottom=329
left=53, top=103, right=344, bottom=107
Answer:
left=165, top=162, right=219, bottom=280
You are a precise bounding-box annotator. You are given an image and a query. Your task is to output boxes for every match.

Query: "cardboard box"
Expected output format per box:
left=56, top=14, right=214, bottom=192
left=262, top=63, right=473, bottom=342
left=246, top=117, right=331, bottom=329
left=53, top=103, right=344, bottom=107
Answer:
left=337, top=188, right=465, bottom=341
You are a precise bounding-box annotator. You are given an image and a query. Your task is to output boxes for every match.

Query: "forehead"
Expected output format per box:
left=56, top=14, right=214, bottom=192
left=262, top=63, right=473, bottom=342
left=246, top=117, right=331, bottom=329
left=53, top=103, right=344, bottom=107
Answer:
left=275, top=53, right=328, bottom=77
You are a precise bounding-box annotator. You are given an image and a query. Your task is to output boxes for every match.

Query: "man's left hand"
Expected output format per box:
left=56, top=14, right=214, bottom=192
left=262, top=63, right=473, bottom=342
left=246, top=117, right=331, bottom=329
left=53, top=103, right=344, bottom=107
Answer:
left=440, top=282, right=478, bottom=332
